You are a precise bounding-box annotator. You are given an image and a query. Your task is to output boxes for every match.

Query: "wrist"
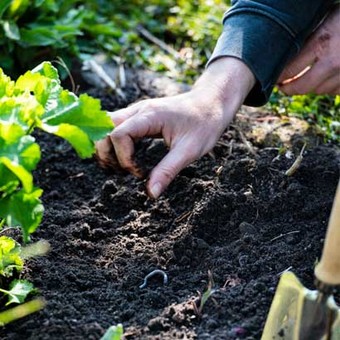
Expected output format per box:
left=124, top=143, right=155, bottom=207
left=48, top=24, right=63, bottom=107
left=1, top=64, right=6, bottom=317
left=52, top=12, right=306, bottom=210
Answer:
left=194, top=57, right=256, bottom=119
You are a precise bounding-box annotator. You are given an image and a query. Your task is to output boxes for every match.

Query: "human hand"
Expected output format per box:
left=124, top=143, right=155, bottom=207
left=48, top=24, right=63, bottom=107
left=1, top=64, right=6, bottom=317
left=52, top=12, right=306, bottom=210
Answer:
left=278, top=7, right=340, bottom=95
left=96, top=57, right=255, bottom=198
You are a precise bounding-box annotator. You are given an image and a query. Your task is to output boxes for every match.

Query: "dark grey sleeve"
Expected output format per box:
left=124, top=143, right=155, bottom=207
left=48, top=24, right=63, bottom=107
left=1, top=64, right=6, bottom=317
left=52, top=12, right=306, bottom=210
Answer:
left=207, top=0, right=333, bottom=106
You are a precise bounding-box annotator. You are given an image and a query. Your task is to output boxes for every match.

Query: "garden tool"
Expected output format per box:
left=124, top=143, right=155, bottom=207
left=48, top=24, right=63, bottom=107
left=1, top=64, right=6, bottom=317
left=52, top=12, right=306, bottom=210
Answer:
left=262, top=181, right=340, bottom=340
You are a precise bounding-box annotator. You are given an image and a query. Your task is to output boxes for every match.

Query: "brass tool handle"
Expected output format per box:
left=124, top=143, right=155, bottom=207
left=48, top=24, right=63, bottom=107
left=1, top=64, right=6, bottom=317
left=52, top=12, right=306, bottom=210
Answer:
left=315, top=181, right=340, bottom=285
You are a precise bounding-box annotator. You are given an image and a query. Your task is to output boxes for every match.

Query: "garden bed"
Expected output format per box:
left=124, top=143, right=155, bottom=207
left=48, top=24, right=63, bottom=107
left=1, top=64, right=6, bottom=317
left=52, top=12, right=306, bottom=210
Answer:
left=1, top=76, right=339, bottom=339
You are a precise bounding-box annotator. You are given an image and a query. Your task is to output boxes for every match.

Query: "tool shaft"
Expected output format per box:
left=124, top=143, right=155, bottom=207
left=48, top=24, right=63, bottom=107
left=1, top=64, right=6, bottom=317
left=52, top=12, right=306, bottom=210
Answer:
left=315, top=181, right=340, bottom=285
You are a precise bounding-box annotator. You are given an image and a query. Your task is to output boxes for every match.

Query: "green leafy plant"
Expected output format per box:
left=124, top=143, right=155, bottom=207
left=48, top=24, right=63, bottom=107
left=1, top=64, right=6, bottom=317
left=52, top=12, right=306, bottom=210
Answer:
left=0, top=0, right=123, bottom=76
left=0, top=279, right=34, bottom=306
left=0, top=236, right=48, bottom=324
left=0, top=60, right=112, bottom=323
left=268, top=88, right=340, bottom=143
left=0, top=236, right=39, bottom=318
left=0, top=236, right=23, bottom=278
left=0, top=61, right=113, bottom=242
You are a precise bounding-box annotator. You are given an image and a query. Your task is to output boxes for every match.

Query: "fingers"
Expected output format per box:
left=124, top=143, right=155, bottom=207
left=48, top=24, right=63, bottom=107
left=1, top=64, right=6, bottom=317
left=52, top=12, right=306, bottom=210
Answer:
left=146, top=141, right=200, bottom=199
left=110, top=110, right=163, bottom=178
left=95, top=136, right=118, bottom=169
left=107, top=105, right=138, bottom=126
left=95, top=106, right=139, bottom=169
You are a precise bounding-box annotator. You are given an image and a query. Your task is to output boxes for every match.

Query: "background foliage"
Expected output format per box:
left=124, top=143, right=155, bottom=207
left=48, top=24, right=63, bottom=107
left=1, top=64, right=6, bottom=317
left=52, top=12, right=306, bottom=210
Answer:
left=0, top=0, right=229, bottom=79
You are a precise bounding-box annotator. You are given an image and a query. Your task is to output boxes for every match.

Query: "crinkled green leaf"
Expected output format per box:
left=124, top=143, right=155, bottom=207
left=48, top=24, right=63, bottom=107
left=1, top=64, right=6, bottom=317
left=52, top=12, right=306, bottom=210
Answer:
left=31, top=61, right=59, bottom=81
left=0, top=157, right=33, bottom=193
left=28, top=62, right=114, bottom=158
left=12, top=62, right=114, bottom=158
left=0, top=188, right=44, bottom=242
left=62, top=93, right=114, bottom=141
left=42, top=92, right=113, bottom=141
left=0, top=68, right=15, bottom=97
left=15, top=71, right=58, bottom=109
left=43, top=122, right=94, bottom=158
left=0, top=94, right=44, bottom=132
left=0, top=279, right=34, bottom=305
left=0, top=123, right=25, bottom=144
left=0, top=135, right=41, bottom=193
left=0, top=236, right=23, bottom=277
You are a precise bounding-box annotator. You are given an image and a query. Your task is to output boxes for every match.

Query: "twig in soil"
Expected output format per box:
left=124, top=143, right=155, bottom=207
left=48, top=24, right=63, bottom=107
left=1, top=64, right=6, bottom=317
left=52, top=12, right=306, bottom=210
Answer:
left=217, top=139, right=234, bottom=160
left=136, top=25, right=180, bottom=59
left=222, top=276, right=242, bottom=289
left=230, top=124, right=257, bottom=157
left=285, top=143, right=307, bottom=176
left=207, top=151, right=216, bottom=160
left=53, top=56, right=77, bottom=94
left=216, top=141, right=229, bottom=148
left=277, top=266, right=293, bottom=276
left=215, top=166, right=223, bottom=176
left=139, top=269, right=168, bottom=289
left=175, top=211, right=192, bottom=223
left=82, top=59, right=126, bottom=99
left=68, top=172, right=84, bottom=179
left=0, top=227, right=15, bottom=234
left=112, top=56, right=126, bottom=88
left=228, top=140, right=234, bottom=157
left=214, top=165, right=224, bottom=186
left=270, top=230, right=300, bottom=243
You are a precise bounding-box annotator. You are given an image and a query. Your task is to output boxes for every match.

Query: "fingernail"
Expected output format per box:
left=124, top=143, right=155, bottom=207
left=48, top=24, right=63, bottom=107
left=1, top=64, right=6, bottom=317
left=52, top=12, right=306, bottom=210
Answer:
left=149, top=182, right=162, bottom=199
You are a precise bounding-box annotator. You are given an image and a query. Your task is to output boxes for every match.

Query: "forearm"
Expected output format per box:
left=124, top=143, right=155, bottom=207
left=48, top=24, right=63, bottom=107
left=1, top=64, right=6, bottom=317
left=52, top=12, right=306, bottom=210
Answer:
left=194, top=57, right=256, bottom=128
left=208, top=0, right=334, bottom=106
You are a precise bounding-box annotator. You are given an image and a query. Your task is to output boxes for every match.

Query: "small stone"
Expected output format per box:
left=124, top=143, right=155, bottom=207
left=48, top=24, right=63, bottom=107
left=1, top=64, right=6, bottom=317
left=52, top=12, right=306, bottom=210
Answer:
left=239, top=222, right=257, bottom=236
left=206, top=319, right=219, bottom=330
left=238, top=255, right=249, bottom=266
left=286, top=235, right=299, bottom=245
left=147, top=317, right=169, bottom=332
left=253, top=281, right=266, bottom=292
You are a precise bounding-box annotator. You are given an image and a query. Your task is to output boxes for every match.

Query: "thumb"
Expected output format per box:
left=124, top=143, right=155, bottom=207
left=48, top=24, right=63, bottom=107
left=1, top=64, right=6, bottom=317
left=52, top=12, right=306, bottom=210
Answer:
left=146, top=143, right=198, bottom=199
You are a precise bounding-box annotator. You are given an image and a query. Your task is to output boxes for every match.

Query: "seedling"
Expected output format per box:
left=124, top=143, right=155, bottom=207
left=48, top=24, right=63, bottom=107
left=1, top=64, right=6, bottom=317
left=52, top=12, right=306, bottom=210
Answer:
left=193, top=270, right=216, bottom=316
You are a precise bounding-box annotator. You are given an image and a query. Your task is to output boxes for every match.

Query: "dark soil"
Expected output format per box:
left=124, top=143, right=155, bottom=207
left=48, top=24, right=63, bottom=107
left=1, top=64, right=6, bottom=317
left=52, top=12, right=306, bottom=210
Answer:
left=1, top=74, right=339, bottom=340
